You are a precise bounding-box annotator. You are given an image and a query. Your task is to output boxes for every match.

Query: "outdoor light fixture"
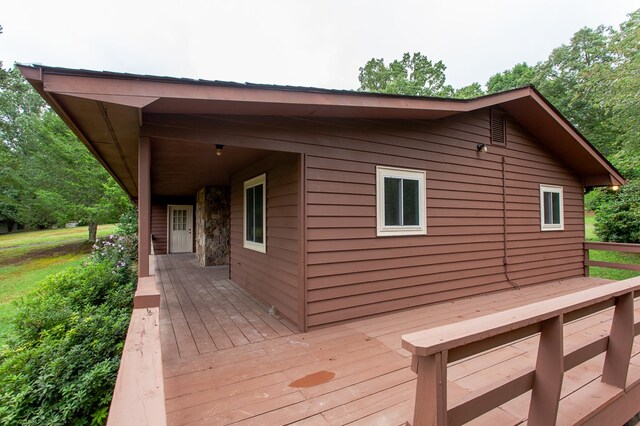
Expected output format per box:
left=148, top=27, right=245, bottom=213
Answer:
left=216, top=144, right=224, bottom=156
left=611, top=185, right=620, bottom=191
left=476, top=143, right=488, bottom=153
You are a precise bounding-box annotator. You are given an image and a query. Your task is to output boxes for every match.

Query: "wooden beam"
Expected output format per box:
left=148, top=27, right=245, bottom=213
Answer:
left=138, top=137, right=151, bottom=277
left=448, top=332, right=612, bottom=425
left=107, top=302, right=165, bottom=426
left=133, top=276, right=161, bottom=309
left=297, top=153, right=307, bottom=332
left=602, top=292, right=634, bottom=388
left=402, top=277, right=640, bottom=357
left=528, top=315, right=564, bottom=425
left=412, top=351, right=448, bottom=426
left=586, top=260, right=640, bottom=272
left=584, top=241, right=640, bottom=253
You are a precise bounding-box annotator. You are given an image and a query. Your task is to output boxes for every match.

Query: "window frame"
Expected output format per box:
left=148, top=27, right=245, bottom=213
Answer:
left=243, top=173, right=267, bottom=253
left=376, top=166, right=427, bottom=237
left=539, top=184, right=564, bottom=231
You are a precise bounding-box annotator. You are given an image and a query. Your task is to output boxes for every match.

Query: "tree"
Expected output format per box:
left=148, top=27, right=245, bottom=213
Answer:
left=0, top=67, right=131, bottom=241
left=486, top=62, right=537, bottom=93
left=602, top=9, right=640, bottom=179
left=454, top=82, right=485, bottom=99
left=358, top=52, right=455, bottom=97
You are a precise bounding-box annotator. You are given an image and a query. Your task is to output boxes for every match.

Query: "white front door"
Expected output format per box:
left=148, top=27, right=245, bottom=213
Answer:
left=168, top=205, right=193, bottom=253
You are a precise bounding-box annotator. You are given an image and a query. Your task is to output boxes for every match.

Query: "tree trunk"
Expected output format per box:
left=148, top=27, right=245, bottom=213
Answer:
left=88, top=221, right=98, bottom=243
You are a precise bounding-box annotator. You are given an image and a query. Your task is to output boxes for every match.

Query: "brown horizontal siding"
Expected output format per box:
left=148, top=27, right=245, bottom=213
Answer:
left=183, top=112, right=585, bottom=328
left=229, top=152, right=299, bottom=326
left=298, top=113, right=584, bottom=327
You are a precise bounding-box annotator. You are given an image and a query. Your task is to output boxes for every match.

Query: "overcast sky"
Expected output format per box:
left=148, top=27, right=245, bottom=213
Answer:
left=2, top=1, right=639, bottom=90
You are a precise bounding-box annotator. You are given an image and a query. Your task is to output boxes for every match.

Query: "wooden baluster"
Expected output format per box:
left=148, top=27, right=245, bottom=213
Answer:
left=528, top=315, right=564, bottom=426
left=412, top=351, right=448, bottom=426
left=584, top=246, right=590, bottom=277
left=602, top=292, right=634, bottom=388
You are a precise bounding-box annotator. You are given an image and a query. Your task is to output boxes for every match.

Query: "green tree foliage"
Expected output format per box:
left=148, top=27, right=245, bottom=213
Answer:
left=358, top=52, right=455, bottom=97
left=486, top=62, right=537, bottom=93
left=0, top=67, right=131, bottom=240
left=485, top=11, right=640, bottom=178
left=453, top=82, right=484, bottom=99
left=0, top=232, right=137, bottom=425
left=594, top=181, right=640, bottom=243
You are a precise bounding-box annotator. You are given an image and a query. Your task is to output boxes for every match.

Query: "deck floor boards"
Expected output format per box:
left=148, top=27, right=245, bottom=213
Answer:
left=156, top=254, right=636, bottom=425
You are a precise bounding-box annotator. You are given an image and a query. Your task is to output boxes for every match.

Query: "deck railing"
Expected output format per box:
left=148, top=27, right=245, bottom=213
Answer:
left=584, top=241, right=640, bottom=274
left=402, top=276, right=640, bottom=426
left=107, top=275, right=166, bottom=426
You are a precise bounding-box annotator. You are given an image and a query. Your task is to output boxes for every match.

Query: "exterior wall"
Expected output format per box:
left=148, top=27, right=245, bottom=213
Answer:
left=195, top=187, right=230, bottom=266
left=302, top=112, right=585, bottom=327
left=229, top=153, right=299, bottom=326
left=203, top=112, right=584, bottom=328
left=151, top=196, right=195, bottom=255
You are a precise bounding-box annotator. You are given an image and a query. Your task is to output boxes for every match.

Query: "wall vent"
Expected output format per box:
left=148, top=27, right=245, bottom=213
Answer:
left=490, top=109, right=507, bottom=145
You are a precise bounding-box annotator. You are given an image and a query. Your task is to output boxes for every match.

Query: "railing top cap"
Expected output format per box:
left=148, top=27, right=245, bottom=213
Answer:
left=402, top=276, right=640, bottom=357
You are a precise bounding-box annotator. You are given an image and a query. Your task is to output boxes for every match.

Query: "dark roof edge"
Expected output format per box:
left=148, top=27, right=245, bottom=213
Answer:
left=526, top=86, right=624, bottom=184
left=16, top=63, right=532, bottom=104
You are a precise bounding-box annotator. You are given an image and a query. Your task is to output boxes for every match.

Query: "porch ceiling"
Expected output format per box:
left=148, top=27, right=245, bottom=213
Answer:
left=150, top=141, right=271, bottom=196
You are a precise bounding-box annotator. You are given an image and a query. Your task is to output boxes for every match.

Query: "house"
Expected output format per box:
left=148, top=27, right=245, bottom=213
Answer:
left=18, top=65, right=624, bottom=333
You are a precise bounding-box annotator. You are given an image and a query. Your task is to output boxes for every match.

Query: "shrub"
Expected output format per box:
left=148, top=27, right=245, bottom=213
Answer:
left=0, top=233, right=137, bottom=425
left=584, top=187, right=614, bottom=212
left=594, top=180, right=640, bottom=243
left=114, top=207, right=137, bottom=236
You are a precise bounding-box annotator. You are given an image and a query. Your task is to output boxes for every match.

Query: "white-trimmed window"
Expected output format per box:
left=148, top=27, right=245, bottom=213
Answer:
left=540, top=184, right=564, bottom=231
left=376, top=166, right=427, bottom=236
left=243, top=174, right=266, bottom=252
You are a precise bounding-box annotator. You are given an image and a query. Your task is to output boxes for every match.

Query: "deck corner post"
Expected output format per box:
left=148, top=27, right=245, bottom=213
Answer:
left=602, top=292, right=634, bottom=388
left=412, top=351, right=448, bottom=426
left=528, top=315, right=564, bottom=426
left=138, top=136, right=151, bottom=278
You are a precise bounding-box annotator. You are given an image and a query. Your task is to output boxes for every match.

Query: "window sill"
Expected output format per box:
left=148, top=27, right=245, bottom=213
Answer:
left=243, top=241, right=266, bottom=253
left=377, top=228, right=427, bottom=237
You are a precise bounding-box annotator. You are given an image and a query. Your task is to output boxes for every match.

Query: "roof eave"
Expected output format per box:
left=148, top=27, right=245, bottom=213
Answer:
left=18, top=64, right=625, bottom=190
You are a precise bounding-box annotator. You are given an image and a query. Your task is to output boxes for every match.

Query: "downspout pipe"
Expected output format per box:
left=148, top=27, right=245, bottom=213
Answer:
left=502, top=155, right=520, bottom=290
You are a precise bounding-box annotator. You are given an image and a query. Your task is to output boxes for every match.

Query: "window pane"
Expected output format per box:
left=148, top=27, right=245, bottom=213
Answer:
left=552, top=192, right=560, bottom=224
left=543, top=192, right=553, bottom=224
left=254, top=184, right=264, bottom=243
left=384, top=177, right=401, bottom=226
left=246, top=187, right=255, bottom=241
left=403, top=179, right=419, bottom=226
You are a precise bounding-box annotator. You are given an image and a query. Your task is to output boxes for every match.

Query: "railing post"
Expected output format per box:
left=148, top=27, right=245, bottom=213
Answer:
left=528, top=315, right=564, bottom=426
left=412, top=351, right=448, bottom=426
left=602, top=292, right=634, bottom=388
left=583, top=244, right=590, bottom=277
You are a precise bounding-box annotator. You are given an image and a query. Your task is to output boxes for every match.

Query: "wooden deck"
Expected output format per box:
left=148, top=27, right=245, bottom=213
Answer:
left=157, top=254, right=297, bottom=361
left=157, top=254, right=640, bottom=425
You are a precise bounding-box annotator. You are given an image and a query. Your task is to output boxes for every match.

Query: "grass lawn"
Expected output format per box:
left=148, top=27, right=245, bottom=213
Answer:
left=0, top=225, right=116, bottom=343
left=585, top=213, right=640, bottom=281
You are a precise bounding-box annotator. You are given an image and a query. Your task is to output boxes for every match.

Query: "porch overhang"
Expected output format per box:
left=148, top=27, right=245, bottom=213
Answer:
left=18, top=64, right=625, bottom=199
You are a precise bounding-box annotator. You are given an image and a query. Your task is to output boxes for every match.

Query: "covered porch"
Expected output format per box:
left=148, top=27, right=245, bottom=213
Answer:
left=156, top=254, right=640, bottom=425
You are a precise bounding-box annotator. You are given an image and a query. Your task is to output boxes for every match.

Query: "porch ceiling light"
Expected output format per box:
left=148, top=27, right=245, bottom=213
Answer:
left=216, top=144, right=224, bottom=156
left=477, top=143, right=488, bottom=153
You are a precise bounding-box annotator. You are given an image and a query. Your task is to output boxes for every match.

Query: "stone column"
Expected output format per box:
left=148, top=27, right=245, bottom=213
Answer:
left=195, top=187, right=230, bottom=266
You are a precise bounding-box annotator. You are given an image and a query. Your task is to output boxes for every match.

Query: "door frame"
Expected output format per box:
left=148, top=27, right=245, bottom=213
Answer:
left=167, top=204, right=193, bottom=253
